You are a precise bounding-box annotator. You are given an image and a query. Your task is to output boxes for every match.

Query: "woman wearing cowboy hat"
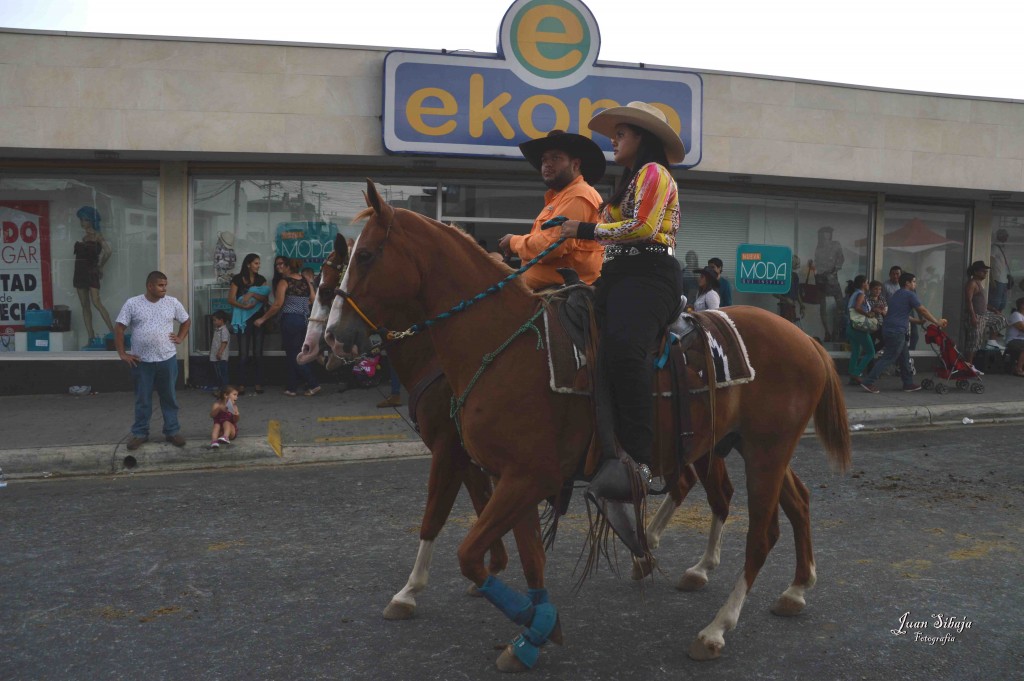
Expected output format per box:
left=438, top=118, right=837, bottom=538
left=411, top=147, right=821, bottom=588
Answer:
left=556, top=101, right=685, bottom=506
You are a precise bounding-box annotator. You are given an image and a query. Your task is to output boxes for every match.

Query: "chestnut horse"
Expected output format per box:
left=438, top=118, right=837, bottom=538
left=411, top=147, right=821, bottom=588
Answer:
left=297, top=235, right=509, bottom=617
left=329, top=182, right=850, bottom=670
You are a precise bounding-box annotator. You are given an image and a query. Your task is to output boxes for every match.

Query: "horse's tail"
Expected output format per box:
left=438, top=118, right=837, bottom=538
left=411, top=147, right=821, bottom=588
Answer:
left=810, top=339, right=852, bottom=473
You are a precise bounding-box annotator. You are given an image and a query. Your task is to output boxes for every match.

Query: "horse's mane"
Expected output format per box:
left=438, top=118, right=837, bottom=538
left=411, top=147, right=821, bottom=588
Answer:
left=353, top=205, right=530, bottom=295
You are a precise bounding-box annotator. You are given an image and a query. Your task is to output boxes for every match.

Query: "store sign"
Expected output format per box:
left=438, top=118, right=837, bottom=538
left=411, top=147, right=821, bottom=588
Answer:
left=383, top=0, right=702, bottom=167
left=274, top=221, right=339, bottom=271
left=0, top=201, right=52, bottom=332
left=735, top=243, right=792, bottom=294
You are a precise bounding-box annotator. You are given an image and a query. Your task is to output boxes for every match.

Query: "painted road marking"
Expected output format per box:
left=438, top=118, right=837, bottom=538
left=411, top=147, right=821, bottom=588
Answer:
left=268, top=419, right=282, bottom=457
left=317, top=414, right=402, bottom=423
left=314, top=434, right=410, bottom=444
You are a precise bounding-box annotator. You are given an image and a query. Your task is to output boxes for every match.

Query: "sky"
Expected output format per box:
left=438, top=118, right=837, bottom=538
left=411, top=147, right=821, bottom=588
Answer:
left=1, top=0, right=1023, bottom=101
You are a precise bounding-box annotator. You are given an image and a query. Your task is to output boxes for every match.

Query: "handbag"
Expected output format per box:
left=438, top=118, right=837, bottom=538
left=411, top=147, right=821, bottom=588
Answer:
left=849, top=308, right=880, bottom=333
left=799, top=268, right=823, bottom=304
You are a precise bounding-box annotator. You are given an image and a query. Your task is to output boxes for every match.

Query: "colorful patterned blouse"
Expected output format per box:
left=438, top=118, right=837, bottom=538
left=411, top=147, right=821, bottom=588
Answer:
left=591, top=162, right=679, bottom=247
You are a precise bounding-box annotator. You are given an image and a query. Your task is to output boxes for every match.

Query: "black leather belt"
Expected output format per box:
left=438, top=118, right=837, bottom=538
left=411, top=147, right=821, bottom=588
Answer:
left=604, top=243, right=674, bottom=260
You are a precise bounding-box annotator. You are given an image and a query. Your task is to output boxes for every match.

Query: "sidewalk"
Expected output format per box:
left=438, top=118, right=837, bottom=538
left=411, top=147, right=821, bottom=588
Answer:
left=2, top=371, right=1022, bottom=480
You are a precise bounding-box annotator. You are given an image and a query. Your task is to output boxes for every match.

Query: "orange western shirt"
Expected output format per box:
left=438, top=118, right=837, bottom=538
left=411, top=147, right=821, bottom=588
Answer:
left=509, top=175, right=604, bottom=290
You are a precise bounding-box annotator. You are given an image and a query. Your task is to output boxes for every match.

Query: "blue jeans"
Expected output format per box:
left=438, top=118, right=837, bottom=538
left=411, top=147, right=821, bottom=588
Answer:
left=863, top=330, right=913, bottom=387
left=131, top=356, right=180, bottom=437
left=990, top=281, right=1008, bottom=312
left=212, top=360, right=229, bottom=389
left=281, top=313, right=318, bottom=392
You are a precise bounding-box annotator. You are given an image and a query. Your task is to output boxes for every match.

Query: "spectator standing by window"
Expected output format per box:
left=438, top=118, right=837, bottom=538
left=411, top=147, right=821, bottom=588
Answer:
left=963, top=260, right=1007, bottom=367
left=707, top=257, right=732, bottom=306
left=229, top=253, right=269, bottom=395
left=256, top=258, right=321, bottom=397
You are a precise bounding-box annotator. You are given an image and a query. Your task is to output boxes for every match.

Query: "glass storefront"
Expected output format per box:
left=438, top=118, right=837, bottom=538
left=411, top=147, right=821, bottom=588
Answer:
left=990, top=210, right=1024, bottom=314
left=190, top=177, right=435, bottom=352
left=679, top=192, right=872, bottom=345
left=883, top=204, right=968, bottom=344
left=0, top=174, right=159, bottom=354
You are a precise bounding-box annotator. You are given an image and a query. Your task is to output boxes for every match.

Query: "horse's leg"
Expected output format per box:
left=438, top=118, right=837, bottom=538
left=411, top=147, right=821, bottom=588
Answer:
left=678, top=455, right=734, bottom=592
left=689, top=443, right=789, bottom=661
left=464, top=465, right=509, bottom=596
left=384, top=444, right=489, bottom=619
left=771, top=467, right=816, bottom=616
left=460, top=476, right=561, bottom=672
left=631, top=464, right=695, bottom=580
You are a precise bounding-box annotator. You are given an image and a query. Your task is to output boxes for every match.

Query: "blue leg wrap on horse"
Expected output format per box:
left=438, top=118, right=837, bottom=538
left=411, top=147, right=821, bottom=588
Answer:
left=510, top=602, right=559, bottom=668
left=478, top=575, right=534, bottom=626
left=528, top=588, right=549, bottom=606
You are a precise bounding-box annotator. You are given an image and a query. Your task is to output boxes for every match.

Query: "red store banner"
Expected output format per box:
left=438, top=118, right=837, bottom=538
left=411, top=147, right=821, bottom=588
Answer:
left=1, top=200, right=52, bottom=334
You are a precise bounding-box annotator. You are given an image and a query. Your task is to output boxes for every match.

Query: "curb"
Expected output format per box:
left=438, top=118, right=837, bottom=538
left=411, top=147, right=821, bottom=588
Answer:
left=1, top=438, right=431, bottom=480
left=846, top=401, right=1024, bottom=431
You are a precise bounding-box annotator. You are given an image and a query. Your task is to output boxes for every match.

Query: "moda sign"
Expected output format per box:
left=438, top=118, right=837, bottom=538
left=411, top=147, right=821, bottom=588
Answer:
left=382, top=0, right=703, bottom=166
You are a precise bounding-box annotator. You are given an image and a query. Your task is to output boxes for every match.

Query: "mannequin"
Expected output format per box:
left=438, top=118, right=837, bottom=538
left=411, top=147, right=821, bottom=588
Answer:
left=214, top=231, right=237, bottom=284
left=812, top=225, right=845, bottom=342
left=73, top=206, right=114, bottom=344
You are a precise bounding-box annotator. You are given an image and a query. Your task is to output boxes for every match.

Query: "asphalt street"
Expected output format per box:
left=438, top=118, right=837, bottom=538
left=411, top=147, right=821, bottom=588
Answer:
left=2, top=424, right=1021, bottom=680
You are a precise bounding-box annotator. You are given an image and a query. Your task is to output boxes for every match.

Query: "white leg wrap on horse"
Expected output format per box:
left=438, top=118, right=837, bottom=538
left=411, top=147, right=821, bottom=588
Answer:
left=391, top=539, right=434, bottom=607
left=646, top=496, right=679, bottom=549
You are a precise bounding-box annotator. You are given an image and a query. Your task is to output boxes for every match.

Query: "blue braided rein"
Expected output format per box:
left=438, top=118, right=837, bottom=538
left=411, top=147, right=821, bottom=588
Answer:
left=396, top=235, right=568, bottom=338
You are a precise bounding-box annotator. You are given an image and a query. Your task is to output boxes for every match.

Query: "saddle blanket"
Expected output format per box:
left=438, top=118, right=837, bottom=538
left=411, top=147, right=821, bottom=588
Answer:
left=544, top=308, right=756, bottom=396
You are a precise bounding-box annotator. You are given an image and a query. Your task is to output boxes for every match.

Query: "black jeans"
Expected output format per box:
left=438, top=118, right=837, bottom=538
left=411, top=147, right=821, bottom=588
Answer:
left=595, top=255, right=682, bottom=467
left=238, top=317, right=265, bottom=387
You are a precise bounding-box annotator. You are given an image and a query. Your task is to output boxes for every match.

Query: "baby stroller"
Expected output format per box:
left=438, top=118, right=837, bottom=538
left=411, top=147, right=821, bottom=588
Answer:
left=920, top=324, right=984, bottom=394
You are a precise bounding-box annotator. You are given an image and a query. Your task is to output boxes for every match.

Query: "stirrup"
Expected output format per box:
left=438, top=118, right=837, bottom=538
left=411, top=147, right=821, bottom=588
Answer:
left=585, top=458, right=651, bottom=558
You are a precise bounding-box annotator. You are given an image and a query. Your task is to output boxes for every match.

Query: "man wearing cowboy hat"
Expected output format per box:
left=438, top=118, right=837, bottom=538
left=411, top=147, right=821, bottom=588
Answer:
left=498, top=129, right=606, bottom=290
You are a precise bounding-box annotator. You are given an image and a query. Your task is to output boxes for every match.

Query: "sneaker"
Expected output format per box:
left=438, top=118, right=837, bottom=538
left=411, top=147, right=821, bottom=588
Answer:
left=848, top=376, right=861, bottom=386
left=377, top=394, right=402, bottom=408
left=209, top=441, right=220, bottom=449
left=127, top=436, right=147, bottom=451
left=860, top=382, right=880, bottom=394
left=903, top=383, right=923, bottom=392
left=165, top=434, right=186, bottom=447
left=304, top=386, right=322, bottom=397
left=283, top=390, right=298, bottom=397
left=217, top=436, right=230, bottom=445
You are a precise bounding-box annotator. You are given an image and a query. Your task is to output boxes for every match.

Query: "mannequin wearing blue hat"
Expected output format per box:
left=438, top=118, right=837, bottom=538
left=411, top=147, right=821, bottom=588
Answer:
left=73, top=205, right=114, bottom=344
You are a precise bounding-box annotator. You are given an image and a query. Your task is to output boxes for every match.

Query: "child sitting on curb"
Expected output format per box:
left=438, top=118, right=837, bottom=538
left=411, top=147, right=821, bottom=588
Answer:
left=210, top=385, right=240, bottom=449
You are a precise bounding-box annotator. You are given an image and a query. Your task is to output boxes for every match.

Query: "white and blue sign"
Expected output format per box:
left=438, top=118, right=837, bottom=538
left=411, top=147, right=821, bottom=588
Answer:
left=735, top=244, right=792, bottom=294
left=383, top=0, right=703, bottom=167
left=274, top=221, right=339, bottom=272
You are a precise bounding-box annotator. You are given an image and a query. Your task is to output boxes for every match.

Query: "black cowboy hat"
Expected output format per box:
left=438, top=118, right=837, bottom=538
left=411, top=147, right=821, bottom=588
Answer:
left=695, top=266, right=720, bottom=289
left=519, top=130, right=607, bottom=185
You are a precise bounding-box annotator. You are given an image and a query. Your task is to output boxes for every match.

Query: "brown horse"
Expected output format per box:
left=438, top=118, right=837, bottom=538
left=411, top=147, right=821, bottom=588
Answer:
left=298, top=235, right=509, bottom=617
left=329, top=182, right=850, bottom=670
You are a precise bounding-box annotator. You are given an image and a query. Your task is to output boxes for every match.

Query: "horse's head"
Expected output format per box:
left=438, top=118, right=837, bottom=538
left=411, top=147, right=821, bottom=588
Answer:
left=296, top=232, right=347, bottom=365
left=324, top=180, right=427, bottom=358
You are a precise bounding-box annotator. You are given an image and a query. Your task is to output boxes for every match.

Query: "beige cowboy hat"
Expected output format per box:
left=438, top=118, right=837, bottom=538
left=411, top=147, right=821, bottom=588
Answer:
left=218, top=231, right=235, bottom=247
left=587, top=101, right=686, bottom=164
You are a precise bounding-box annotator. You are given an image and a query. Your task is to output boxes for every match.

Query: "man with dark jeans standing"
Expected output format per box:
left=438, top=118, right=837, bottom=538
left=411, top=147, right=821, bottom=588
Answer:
left=861, top=271, right=946, bottom=394
left=115, top=271, right=191, bottom=449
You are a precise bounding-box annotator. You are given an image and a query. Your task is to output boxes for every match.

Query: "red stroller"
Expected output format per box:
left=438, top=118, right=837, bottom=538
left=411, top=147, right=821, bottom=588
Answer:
left=921, top=324, right=984, bottom=394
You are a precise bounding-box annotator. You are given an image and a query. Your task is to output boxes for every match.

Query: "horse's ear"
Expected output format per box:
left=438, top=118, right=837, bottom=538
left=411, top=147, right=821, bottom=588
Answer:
left=334, top=232, right=347, bottom=263
left=365, top=178, right=394, bottom=225
left=365, top=179, right=384, bottom=215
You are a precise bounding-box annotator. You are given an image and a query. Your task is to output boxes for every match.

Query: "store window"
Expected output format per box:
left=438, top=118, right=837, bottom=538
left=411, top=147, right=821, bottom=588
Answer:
left=0, top=174, right=159, bottom=355
left=882, top=204, right=968, bottom=344
left=679, top=192, right=871, bottom=346
left=190, top=178, right=435, bottom=352
left=989, top=211, right=1024, bottom=314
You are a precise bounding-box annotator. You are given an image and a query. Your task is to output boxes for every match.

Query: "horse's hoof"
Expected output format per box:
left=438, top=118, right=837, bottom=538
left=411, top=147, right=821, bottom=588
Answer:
left=687, top=636, right=723, bottom=661
left=631, top=555, right=656, bottom=580
left=771, top=593, right=806, bottom=617
left=466, top=583, right=482, bottom=597
left=496, top=645, right=529, bottom=673
left=677, top=570, right=709, bottom=592
left=382, top=601, right=416, bottom=620
left=548, top=616, right=564, bottom=646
